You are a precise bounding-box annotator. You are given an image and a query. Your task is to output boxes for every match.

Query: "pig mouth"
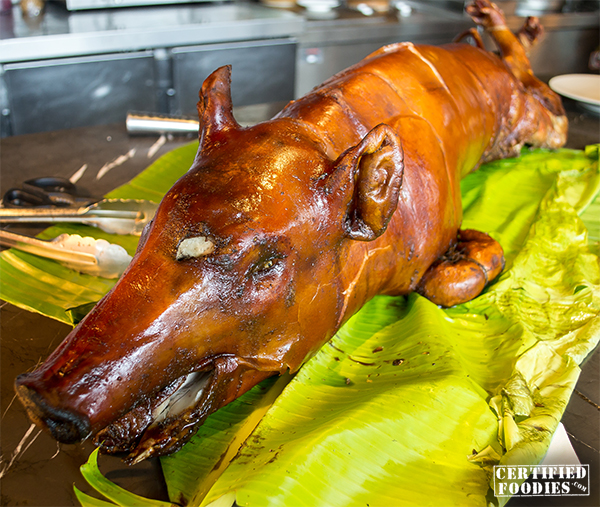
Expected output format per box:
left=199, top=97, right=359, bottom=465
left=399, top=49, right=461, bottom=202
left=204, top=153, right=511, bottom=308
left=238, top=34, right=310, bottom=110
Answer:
left=16, top=353, right=276, bottom=464
left=95, top=352, right=277, bottom=464
left=16, top=363, right=220, bottom=464
left=95, top=364, right=220, bottom=464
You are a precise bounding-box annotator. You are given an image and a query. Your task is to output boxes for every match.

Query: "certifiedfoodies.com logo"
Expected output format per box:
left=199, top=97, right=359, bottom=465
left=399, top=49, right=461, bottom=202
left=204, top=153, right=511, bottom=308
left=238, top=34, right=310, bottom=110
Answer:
left=493, top=465, right=590, bottom=497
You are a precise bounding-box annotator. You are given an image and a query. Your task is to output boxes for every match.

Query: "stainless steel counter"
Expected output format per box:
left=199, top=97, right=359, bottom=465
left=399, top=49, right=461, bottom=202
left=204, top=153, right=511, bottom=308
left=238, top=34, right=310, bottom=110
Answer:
left=1, top=1, right=598, bottom=136
left=0, top=1, right=304, bottom=63
left=0, top=1, right=304, bottom=136
left=298, top=2, right=471, bottom=45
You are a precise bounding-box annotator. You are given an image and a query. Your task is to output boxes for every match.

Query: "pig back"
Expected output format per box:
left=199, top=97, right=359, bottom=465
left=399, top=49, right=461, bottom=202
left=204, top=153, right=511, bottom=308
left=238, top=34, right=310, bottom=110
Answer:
left=277, top=42, right=510, bottom=297
left=279, top=41, right=509, bottom=175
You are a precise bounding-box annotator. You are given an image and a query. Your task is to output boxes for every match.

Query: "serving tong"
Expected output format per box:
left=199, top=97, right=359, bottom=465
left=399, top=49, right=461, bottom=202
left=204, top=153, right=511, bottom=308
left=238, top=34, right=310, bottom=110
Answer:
left=0, top=198, right=158, bottom=236
left=0, top=230, right=97, bottom=266
left=0, top=178, right=158, bottom=278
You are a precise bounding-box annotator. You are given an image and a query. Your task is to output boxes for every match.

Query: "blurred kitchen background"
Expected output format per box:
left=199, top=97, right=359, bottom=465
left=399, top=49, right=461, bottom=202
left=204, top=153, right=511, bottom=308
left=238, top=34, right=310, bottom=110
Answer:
left=0, top=0, right=598, bottom=137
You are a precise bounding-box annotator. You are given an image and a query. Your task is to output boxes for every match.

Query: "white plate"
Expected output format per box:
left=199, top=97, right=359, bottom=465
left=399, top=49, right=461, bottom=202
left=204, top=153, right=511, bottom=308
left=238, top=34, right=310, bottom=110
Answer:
left=297, top=0, right=340, bottom=13
left=549, top=74, right=600, bottom=114
left=260, top=0, right=297, bottom=8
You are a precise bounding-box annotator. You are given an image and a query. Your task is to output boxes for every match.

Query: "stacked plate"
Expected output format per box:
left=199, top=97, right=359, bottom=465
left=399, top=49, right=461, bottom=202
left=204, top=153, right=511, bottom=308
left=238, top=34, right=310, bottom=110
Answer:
left=549, top=74, right=600, bottom=115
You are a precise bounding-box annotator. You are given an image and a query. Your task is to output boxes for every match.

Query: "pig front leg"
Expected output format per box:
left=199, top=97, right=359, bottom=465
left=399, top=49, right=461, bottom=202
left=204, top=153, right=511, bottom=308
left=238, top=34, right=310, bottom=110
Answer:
left=453, top=13, right=542, bottom=56
left=416, top=229, right=504, bottom=308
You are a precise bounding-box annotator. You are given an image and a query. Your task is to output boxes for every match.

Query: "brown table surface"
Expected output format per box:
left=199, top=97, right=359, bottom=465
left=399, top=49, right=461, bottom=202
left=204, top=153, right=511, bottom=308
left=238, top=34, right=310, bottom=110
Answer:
left=1, top=101, right=599, bottom=507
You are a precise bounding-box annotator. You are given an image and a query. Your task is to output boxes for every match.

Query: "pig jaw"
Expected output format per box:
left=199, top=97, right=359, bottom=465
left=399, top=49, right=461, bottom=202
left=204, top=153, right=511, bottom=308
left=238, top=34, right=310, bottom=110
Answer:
left=109, top=358, right=277, bottom=464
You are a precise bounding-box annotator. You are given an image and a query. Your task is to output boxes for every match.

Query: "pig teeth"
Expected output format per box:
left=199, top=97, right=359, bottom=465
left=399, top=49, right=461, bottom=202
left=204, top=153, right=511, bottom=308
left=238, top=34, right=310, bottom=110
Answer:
left=94, top=375, right=188, bottom=453
left=128, top=446, right=156, bottom=466
left=125, top=369, right=216, bottom=464
left=151, top=370, right=212, bottom=425
left=96, top=370, right=213, bottom=458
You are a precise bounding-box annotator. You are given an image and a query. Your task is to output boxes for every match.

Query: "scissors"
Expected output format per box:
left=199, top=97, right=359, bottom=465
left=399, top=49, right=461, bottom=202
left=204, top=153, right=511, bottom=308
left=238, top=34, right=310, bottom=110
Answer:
left=2, top=177, right=94, bottom=208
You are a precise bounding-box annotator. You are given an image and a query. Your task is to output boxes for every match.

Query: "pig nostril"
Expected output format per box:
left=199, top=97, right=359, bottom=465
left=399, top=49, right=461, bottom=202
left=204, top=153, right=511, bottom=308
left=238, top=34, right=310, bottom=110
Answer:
left=15, top=378, right=91, bottom=444
left=44, top=412, right=90, bottom=444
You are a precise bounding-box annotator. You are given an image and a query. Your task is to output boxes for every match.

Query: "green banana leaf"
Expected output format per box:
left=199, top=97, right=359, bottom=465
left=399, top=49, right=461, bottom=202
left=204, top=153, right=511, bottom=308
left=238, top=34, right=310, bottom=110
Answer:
left=1, top=145, right=599, bottom=507
left=76, top=448, right=176, bottom=507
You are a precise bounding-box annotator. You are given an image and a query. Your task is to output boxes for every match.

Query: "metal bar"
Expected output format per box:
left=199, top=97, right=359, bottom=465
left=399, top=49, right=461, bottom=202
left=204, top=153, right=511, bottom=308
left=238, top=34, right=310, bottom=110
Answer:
left=0, top=206, right=141, bottom=221
left=126, top=112, right=199, bottom=135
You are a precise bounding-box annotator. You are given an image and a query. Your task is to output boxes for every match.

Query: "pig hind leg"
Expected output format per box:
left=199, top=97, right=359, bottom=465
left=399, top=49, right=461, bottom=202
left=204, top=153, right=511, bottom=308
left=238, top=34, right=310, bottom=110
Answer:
left=466, top=0, right=563, bottom=116
left=453, top=27, right=486, bottom=50
left=416, top=229, right=504, bottom=308
left=466, top=0, right=533, bottom=80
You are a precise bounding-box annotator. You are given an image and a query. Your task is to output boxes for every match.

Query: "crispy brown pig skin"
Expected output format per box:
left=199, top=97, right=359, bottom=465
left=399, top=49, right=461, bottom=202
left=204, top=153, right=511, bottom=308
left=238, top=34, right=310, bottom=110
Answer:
left=15, top=0, right=567, bottom=462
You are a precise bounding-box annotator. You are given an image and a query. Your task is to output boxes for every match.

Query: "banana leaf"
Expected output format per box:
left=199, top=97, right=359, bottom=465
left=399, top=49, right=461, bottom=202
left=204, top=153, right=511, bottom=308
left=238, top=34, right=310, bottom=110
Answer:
left=76, top=448, right=176, bottom=507
left=1, top=145, right=599, bottom=507
left=0, top=141, right=198, bottom=325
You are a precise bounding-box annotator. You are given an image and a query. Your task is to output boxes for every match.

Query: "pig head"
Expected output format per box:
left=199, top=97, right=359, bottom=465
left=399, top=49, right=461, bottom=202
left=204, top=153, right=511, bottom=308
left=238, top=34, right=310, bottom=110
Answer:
left=15, top=66, right=405, bottom=463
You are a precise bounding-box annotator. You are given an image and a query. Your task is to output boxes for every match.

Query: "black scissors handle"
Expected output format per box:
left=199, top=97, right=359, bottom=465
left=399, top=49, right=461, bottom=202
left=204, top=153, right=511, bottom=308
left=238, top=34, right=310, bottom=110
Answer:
left=2, top=177, right=83, bottom=208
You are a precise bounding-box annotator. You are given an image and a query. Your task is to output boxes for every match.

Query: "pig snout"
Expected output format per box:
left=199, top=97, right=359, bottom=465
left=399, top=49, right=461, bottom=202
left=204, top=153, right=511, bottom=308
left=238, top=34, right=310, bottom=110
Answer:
left=15, top=375, right=92, bottom=443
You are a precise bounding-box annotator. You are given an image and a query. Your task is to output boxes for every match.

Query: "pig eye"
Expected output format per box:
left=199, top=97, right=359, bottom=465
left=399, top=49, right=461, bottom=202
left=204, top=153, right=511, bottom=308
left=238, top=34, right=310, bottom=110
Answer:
left=251, top=253, right=284, bottom=277
left=260, top=259, right=275, bottom=271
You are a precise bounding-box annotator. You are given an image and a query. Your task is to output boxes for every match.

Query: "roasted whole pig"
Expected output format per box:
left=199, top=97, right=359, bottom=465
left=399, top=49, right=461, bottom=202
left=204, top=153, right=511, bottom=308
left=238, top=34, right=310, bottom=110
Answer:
left=15, top=0, right=567, bottom=463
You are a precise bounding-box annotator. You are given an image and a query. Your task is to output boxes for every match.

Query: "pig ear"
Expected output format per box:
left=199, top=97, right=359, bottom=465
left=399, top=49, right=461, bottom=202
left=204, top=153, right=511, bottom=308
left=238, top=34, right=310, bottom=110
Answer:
left=328, top=124, right=404, bottom=241
left=197, top=65, right=241, bottom=150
